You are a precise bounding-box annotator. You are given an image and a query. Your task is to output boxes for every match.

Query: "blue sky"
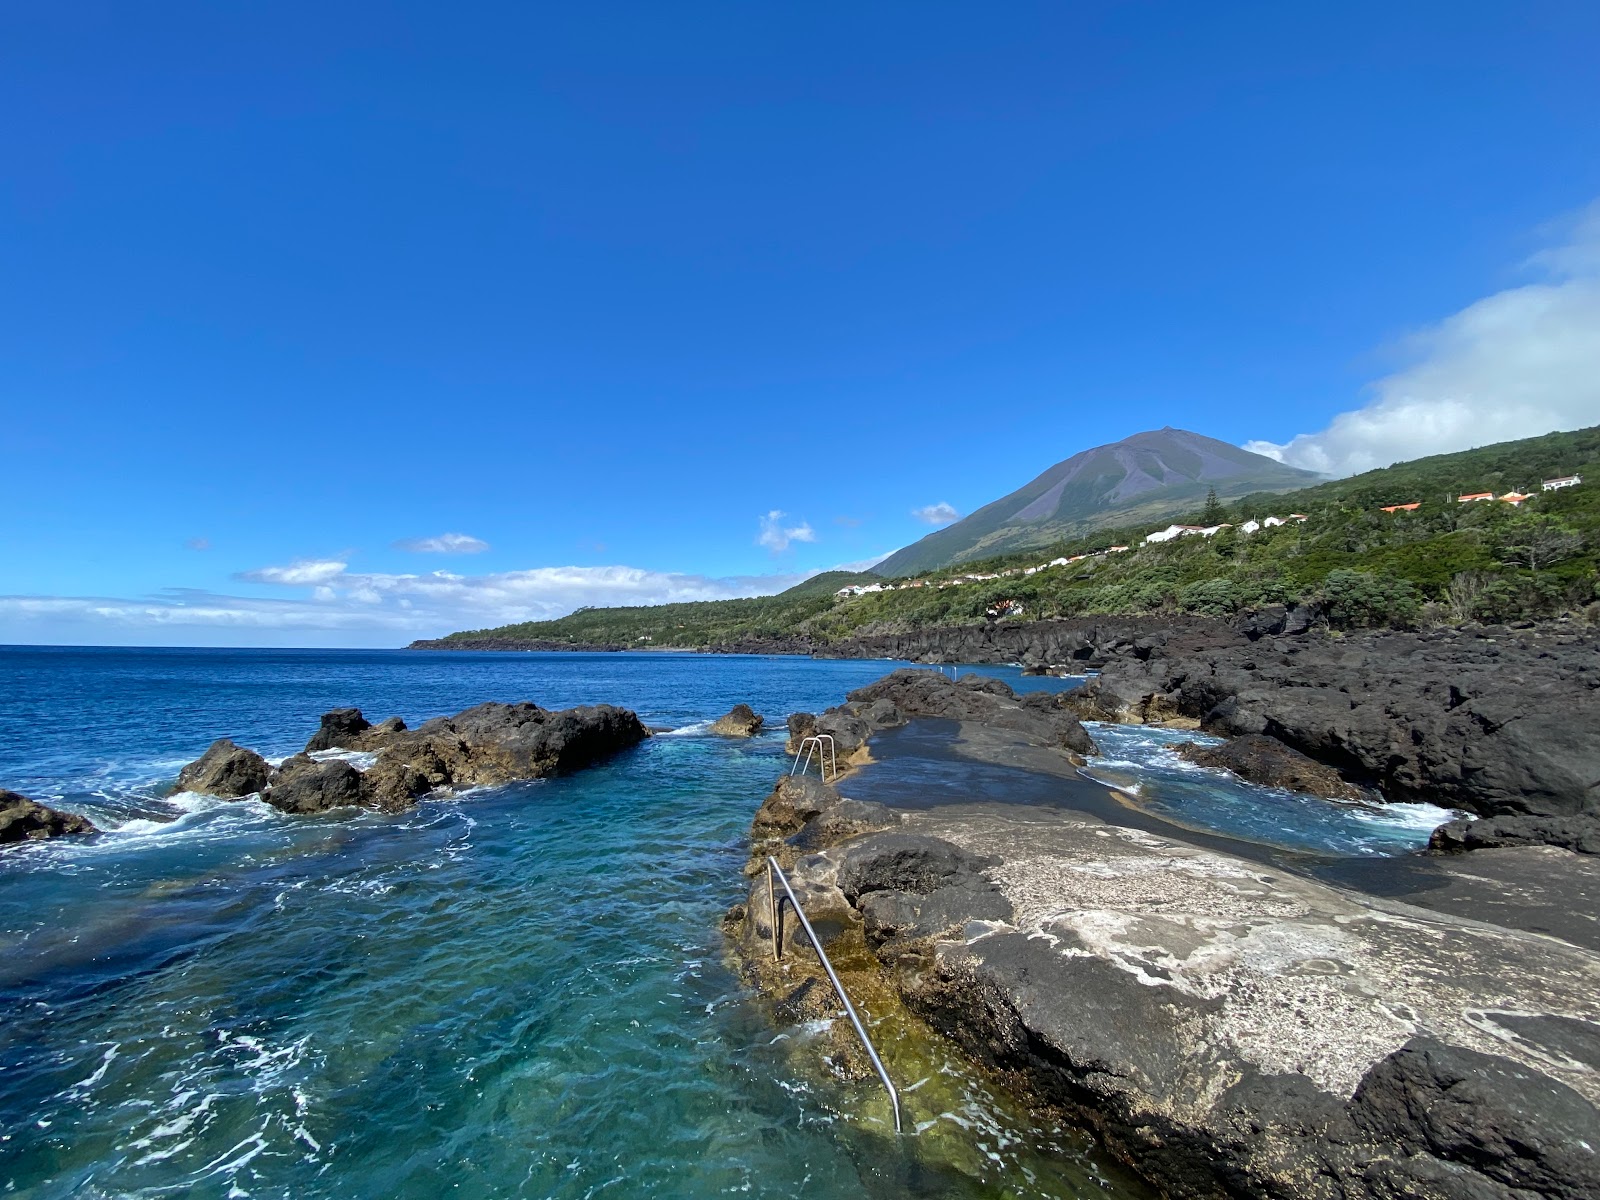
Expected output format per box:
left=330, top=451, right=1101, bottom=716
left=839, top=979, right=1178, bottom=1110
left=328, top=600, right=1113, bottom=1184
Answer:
left=4, top=2, right=1600, bottom=646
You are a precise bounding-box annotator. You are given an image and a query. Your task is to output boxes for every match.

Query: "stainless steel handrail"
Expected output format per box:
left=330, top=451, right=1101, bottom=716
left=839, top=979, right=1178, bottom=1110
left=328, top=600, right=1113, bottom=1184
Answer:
left=790, top=733, right=837, bottom=780
left=766, top=855, right=903, bottom=1133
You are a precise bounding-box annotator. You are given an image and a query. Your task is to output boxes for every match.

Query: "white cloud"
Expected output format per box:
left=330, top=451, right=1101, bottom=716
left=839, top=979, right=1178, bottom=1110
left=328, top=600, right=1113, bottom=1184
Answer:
left=393, top=532, right=490, bottom=554
left=757, top=510, right=816, bottom=553
left=911, top=502, right=961, bottom=526
left=1247, top=200, right=1600, bottom=477
left=238, top=559, right=349, bottom=586
left=0, top=564, right=818, bottom=647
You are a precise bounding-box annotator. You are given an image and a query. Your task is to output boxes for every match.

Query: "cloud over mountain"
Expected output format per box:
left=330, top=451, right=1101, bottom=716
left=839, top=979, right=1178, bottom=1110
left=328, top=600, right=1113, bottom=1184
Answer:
left=1247, top=201, right=1600, bottom=477
left=911, top=502, right=961, bottom=526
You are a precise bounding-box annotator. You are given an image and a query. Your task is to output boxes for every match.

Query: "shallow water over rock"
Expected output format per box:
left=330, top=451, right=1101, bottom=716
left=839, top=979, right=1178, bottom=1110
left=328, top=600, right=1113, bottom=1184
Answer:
left=1, top=647, right=1154, bottom=1199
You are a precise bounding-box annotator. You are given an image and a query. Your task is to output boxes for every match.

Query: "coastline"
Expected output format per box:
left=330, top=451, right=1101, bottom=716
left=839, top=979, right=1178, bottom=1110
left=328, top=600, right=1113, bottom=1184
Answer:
left=725, top=670, right=1600, bottom=1200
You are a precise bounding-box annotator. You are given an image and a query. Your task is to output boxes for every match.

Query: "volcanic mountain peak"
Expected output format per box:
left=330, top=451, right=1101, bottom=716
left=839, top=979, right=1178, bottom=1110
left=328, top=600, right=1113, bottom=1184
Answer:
left=875, top=428, right=1320, bottom=577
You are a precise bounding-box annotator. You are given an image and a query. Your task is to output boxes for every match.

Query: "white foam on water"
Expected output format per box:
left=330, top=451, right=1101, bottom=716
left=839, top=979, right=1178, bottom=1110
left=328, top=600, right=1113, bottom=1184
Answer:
left=1347, top=800, right=1465, bottom=833
left=308, top=748, right=380, bottom=770
left=658, top=721, right=712, bottom=737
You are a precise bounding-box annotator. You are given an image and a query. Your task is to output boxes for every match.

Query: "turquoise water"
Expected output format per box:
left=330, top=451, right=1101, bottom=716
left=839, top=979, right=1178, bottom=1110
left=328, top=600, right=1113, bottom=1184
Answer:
left=0, top=648, right=1148, bottom=1200
left=0, top=648, right=1452, bottom=1198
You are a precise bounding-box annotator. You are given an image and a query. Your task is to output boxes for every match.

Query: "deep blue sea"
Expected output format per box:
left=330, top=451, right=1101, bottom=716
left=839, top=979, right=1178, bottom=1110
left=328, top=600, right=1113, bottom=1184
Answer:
left=0, top=647, right=1456, bottom=1199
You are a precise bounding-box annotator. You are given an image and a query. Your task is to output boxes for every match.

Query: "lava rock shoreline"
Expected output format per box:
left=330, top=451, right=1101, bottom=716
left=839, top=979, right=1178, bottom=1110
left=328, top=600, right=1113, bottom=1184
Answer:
left=839, top=614, right=1600, bottom=850
left=726, top=669, right=1600, bottom=1200
left=171, top=699, right=650, bottom=815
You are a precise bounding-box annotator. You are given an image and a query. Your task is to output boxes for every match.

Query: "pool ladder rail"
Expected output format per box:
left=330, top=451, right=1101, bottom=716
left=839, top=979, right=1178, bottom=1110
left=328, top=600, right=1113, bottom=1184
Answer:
left=766, top=855, right=903, bottom=1134
left=790, top=733, right=837, bottom=781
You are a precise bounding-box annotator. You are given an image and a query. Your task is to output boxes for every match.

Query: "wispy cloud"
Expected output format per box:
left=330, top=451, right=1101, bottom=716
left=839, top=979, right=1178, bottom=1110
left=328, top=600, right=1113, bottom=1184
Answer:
left=757, top=510, right=816, bottom=553
left=1247, top=200, right=1600, bottom=477
left=238, top=559, right=349, bottom=586
left=911, top=502, right=961, bottom=526
left=184, top=537, right=211, bottom=551
left=0, top=564, right=819, bottom=647
left=393, top=532, right=490, bottom=554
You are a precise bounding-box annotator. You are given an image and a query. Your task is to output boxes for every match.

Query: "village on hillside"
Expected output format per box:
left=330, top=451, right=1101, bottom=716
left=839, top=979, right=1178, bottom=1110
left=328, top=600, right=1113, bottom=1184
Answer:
left=834, top=471, right=1586, bottom=615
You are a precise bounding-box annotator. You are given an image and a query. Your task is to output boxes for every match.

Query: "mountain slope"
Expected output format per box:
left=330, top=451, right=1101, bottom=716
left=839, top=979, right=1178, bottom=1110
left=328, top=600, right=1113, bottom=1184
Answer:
left=875, top=427, right=1320, bottom=577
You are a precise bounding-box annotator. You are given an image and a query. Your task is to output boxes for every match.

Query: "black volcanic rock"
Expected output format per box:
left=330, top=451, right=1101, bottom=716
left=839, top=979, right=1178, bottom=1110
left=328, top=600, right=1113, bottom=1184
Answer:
left=1175, top=734, right=1373, bottom=803
left=173, top=738, right=273, bottom=799
left=304, top=708, right=374, bottom=753
left=264, top=755, right=367, bottom=814
left=848, top=669, right=1097, bottom=757
left=0, top=790, right=97, bottom=844
left=173, top=700, right=649, bottom=817
left=1351, top=1037, right=1600, bottom=1200
left=1064, top=623, right=1600, bottom=823
left=1430, top=812, right=1600, bottom=855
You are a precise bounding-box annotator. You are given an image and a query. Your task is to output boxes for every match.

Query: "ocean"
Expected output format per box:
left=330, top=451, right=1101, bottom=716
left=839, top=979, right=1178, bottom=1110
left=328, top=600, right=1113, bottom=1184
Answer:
left=0, top=647, right=1453, bottom=1198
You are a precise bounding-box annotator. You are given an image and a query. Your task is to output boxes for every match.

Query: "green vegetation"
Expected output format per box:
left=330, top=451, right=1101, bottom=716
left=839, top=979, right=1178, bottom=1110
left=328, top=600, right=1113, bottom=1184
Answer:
left=434, top=427, right=1600, bottom=648
left=437, top=571, right=881, bottom=647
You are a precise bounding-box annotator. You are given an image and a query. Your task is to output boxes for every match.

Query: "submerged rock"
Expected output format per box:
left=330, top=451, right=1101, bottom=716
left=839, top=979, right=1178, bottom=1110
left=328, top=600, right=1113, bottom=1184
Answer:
left=1174, top=733, right=1373, bottom=803
left=173, top=738, right=272, bottom=799
left=708, top=703, right=764, bottom=737
left=0, top=789, right=97, bottom=844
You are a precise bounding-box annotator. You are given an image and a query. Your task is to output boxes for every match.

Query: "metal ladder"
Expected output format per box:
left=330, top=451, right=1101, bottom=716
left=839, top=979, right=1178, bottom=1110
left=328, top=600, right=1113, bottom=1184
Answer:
left=790, top=733, right=837, bottom=781
left=766, top=855, right=903, bottom=1133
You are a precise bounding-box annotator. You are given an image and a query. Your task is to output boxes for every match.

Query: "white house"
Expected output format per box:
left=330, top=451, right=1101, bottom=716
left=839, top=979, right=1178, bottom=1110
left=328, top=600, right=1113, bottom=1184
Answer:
left=1238, top=519, right=1261, bottom=534
left=1543, top=474, right=1582, bottom=491
left=1145, top=524, right=1201, bottom=544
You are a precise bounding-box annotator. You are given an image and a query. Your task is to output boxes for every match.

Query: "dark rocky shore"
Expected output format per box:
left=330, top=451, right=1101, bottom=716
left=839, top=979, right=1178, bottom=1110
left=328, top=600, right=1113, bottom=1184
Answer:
left=4, top=696, right=650, bottom=844
left=170, top=700, right=649, bottom=815
left=410, top=612, right=1600, bottom=855
left=836, top=614, right=1600, bottom=854
left=727, top=669, right=1600, bottom=1200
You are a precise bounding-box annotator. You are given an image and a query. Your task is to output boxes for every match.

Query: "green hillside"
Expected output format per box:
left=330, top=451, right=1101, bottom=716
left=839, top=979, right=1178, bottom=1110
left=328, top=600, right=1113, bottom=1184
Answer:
left=427, top=571, right=880, bottom=648
left=420, top=427, right=1599, bottom=649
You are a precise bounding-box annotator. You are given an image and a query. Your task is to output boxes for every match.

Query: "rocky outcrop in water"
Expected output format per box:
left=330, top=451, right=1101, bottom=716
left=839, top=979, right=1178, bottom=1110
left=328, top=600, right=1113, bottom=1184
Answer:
left=708, top=704, right=764, bottom=737
left=1174, top=733, right=1373, bottom=803
left=173, top=700, right=650, bottom=815
left=0, top=789, right=97, bottom=844
left=173, top=738, right=274, bottom=798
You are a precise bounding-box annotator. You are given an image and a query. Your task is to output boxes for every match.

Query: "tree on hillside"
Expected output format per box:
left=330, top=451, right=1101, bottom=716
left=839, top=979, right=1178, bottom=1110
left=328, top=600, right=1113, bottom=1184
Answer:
left=1200, top=487, right=1227, bottom=526
left=1497, top=514, right=1585, bottom=573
